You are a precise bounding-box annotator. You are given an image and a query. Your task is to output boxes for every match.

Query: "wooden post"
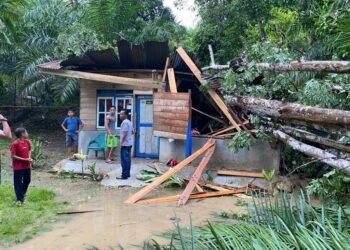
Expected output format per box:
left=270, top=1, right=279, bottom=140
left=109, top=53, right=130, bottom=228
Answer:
left=167, top=68, right=177, bottom=93
left=125, top=139, right=215, bottom=204
left=162, top=57, right=170, bottom=82
left=136, top=189, right=247, bottom=205
left=178, top=143, right=216, bottom=205
left=175, top=47, right=242, bottom=131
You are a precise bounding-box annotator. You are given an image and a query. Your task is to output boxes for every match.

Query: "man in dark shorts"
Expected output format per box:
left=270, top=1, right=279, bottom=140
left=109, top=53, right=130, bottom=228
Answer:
left=61, top=110, right=84, bottom=159
left=105, top=106, right=118, bottom=163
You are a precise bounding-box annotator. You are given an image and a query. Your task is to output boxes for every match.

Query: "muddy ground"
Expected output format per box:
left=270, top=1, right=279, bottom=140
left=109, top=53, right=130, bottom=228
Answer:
left=0, top=132, right=247, bottom=250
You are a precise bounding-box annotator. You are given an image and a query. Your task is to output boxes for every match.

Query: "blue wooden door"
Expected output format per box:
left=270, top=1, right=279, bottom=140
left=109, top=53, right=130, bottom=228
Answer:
left=135, top=96, right=159, bottom=158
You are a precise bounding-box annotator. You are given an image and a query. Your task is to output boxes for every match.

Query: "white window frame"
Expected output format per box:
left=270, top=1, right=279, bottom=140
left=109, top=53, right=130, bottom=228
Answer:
left=96, top=97, right=114, bottom=129
left=115, top=96, right=133, bottom=128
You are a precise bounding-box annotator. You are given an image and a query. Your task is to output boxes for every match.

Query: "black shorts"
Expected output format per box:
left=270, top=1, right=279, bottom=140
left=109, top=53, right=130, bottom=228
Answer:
left=66, top=134, right=78, bottom=147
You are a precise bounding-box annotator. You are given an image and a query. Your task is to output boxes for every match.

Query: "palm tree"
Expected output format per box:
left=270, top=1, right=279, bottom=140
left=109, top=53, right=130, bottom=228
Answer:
left=0, top=0, right=26, bottom=43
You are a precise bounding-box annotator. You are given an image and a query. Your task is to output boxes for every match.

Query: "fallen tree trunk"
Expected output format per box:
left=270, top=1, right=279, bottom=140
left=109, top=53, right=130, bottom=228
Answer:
left=280, top=126, right=350, bottom=154
left=273, top=130, right=350, bottom=174
left=257, top=61, right=350, bottom=74
left=228, top=95, right=350, bottom=129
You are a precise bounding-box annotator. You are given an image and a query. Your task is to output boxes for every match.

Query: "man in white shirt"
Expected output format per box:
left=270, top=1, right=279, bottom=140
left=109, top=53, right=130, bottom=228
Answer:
left=0, top=114, right=12, bottom=140
left=118, top=110, right=133, bottom=180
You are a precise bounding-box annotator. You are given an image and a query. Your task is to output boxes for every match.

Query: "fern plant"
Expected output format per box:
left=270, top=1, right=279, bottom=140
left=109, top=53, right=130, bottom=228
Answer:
left=148, top=193, right=350, bottom=249
left=30, top=139, right=46, bottom=168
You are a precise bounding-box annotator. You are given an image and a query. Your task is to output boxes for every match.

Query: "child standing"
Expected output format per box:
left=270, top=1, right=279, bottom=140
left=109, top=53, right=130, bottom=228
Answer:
left=10, top=128, right=32, bottom=205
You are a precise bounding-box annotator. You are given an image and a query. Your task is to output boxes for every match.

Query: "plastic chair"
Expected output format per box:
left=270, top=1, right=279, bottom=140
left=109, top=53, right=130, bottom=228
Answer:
left=86, top=133, right=106, bottom=159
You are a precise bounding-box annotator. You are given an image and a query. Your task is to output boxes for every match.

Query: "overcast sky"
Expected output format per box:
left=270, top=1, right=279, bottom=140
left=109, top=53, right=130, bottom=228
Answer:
left=163, top=0, right=198, bottom=28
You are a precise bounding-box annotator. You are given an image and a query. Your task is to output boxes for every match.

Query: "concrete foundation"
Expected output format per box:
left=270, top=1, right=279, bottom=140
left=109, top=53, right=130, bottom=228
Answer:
left=159, top=137, right=280, bottom=172
left=79, top=131, right=280, bottom=173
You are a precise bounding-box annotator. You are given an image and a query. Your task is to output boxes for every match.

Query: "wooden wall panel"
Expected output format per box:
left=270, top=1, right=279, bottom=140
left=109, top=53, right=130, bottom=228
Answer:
left=153, top=92, right=191, bottom=139
left=80, top=80, right=97, bottom=129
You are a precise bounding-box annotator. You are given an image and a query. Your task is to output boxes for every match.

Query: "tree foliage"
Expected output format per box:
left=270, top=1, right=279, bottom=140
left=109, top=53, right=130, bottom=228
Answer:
left=0, top=0, right=184, bottom=105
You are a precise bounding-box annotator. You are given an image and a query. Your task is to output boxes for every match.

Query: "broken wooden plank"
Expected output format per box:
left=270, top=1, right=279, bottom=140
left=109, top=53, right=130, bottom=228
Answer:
left=212, top=126, right=235, bottom=136
left=136, top=189, right=247, bottom=205
left=176, top=47, right=202, bottom=80
left=211, top=121, right=250, bottom=136
left=192, top=107, right=226, bottom=124
left=195, top=184, right=204, bottom=192
left=208, top=90, right=242, bottom=131
left=168, top=68, right=177, bottom=93
left=178, top=143, right=216, bottom=205
left=39, top=68, right=164, bottom=90
left=217, top=170, right=264, bottom=178
left=175, top=47, right=242, bottom=131
left=203, top=183, right=230, bottom=191
left=57, top=209, right=103, bottom=215
left=125, top=139, right=216, bottom=204
left=162, top=57, right=170, bottom=82
left=217, top=129, right=257, bottom=138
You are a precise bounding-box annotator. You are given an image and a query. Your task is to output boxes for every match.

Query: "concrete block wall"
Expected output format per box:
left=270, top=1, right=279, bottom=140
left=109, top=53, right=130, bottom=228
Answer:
left=159, top=137, right=280, bottom=172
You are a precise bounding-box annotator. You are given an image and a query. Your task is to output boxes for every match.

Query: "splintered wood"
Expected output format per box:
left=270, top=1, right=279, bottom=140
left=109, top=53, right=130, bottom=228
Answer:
left=218, top=170, right=264, bottom=178
left=175, top=47, right=244, bottom=132
left=136, top=189, right=247, bottom=205
left=125, top=138, right=250, bottom=205
left=178, top=143, right=216, bottom=205
left=125, top=139, right=215, bottom=204
left=167, top=68, right=177, bottom=93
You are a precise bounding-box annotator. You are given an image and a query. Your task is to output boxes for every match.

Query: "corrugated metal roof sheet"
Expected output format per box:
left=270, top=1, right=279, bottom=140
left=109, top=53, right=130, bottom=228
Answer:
left=37, top=60, right=62, bottom=70
left=169, top=50, right=199, bottom=73
left=45, top=40, right=170, bottom=70
left=37, top=42, right=201, bottom=78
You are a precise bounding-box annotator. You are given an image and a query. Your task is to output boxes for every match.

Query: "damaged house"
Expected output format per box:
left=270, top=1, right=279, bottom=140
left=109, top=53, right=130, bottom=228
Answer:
left=37, top=41, right=280, bottom=174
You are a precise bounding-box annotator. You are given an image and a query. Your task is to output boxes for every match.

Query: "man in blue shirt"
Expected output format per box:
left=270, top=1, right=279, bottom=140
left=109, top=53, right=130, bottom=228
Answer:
left=118, top=110, right=133, bottom=179
left=61, top=110, right=84, bottom=159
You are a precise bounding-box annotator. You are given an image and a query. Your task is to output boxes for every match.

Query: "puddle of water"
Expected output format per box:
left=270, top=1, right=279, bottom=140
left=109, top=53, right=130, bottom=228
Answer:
left=9, top=187, right=245, bottom=250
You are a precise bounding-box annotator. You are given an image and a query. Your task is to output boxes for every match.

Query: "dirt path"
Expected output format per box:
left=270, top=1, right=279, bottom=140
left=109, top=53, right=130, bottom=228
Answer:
left=9, top=177, right=245, bottom=250
left=1, top=132, right=246, bottom=249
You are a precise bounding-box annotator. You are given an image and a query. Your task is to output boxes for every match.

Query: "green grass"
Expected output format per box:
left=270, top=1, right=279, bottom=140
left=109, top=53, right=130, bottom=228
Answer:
left=0, top=185, right=68, bottom=247
left=0, top=139, right=11, bottom=148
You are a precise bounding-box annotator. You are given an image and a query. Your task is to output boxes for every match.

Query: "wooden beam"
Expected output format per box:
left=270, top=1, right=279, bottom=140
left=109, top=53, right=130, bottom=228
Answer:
left=136, top=189, right=247, bottom=205
left=217, top=170, right=264, bottom=178
left=195, top=184, right=204, bottom=192
left=217, top=129, right=257, bottom=138
left=162, top=57, right=170, bottom=82
left=167, top=68, right=177, bottom=93
left=176, top=47, right=202, bottom=80
left=203, top=183, right=230, bottom=191
left=153, top=131, right=186, bottom=140
left=208, top=90, right=241, bottom=131
left=39, top=68, right=164, bottom=90
left=125, top=139, right=216, bottom=204
left=175, top=47, right=241, bottom=130
left=192, top=107, right=226, bottom=124
left=178, top=143, right=216, bottom=205
left=212, top=125, right=235, bottom=136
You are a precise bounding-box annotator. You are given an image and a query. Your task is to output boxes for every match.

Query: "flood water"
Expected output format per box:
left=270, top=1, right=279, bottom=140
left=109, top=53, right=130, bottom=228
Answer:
left=9, top=180, right=245, bottom=250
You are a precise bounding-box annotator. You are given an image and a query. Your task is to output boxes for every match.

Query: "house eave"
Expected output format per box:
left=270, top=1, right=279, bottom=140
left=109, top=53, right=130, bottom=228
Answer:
left=38, top=68, right=165, bottom=90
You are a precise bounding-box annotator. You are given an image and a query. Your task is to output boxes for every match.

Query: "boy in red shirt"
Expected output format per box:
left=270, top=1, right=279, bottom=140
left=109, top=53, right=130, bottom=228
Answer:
left=10, top=128, right=32, bottom=205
